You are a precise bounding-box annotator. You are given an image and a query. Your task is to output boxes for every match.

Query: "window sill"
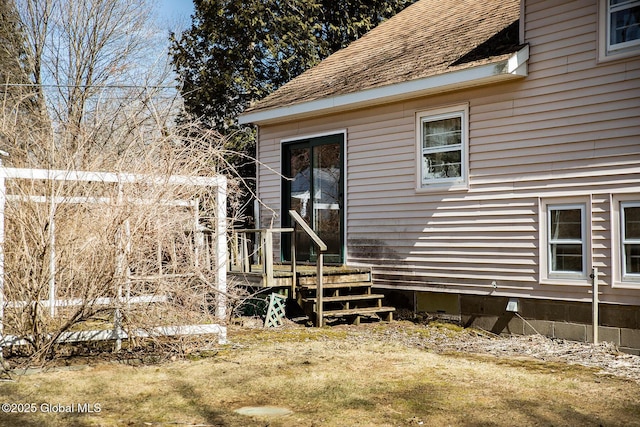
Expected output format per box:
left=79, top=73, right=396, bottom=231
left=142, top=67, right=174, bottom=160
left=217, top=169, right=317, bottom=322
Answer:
left=598, top=48, right=640, bottom=63
left=416, top=181, right=469, bottom=193
left=540, top=277, right=590, bottom=286
left=612, top=280, right=640, bottom=289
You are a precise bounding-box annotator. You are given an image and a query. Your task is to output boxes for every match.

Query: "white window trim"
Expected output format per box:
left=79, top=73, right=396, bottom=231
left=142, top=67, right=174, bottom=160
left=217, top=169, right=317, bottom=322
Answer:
left=621, top=201, right=640, bottom=280
left=612, top=194, right=640, bottom=288
left=598, top=0, right=640, bottom=62
left=415, top=104, right=469, bottom=192
left=539, top=198, right=591, bottom=285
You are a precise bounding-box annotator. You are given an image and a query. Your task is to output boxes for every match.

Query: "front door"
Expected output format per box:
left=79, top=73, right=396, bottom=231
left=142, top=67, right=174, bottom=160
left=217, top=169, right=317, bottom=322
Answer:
left=282, top=134, right=344, bottom=264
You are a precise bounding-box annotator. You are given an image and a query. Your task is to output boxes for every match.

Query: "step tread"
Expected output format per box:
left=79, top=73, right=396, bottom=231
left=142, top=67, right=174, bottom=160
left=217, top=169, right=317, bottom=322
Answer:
left=303, top=294, right=385, bottom=303
left=298, top=281, right=372, bottom=290
left=298, top=272, right=370, bottom=283
left=322, top=306, right=396, bottom=317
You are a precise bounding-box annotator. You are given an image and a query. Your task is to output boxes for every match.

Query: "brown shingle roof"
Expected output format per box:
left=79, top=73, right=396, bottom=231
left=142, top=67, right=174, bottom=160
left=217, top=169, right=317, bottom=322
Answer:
left=245, top=0, right=521, bottom=114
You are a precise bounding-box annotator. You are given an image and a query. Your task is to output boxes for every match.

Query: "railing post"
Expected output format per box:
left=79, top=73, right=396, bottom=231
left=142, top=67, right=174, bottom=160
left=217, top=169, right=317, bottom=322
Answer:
left=291, top=225, right=297, bottom=299
left=230, top=231, right=237, bottom=271
left=241, top=233, right=250, bottom=273
left=264, top=230, right=274, bottom=287
left=288, top=210, right=327, bottom=328
left=316, top=252, right=324, bottom=327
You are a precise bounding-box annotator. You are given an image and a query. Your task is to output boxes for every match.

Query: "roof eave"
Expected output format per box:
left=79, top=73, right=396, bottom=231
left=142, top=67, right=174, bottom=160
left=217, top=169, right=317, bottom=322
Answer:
left=238, top=45, right=529, bottom=126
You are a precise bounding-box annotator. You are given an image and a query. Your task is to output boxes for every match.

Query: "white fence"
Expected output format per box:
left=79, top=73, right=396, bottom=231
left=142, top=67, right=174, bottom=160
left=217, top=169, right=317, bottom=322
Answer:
left=0, top=163, right=228, bottom=347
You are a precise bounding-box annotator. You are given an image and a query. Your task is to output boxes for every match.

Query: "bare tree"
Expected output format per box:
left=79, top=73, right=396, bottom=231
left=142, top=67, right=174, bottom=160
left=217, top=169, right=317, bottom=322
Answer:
left=11, top=0, right=177, bottom=169
left=1, top=117, right=237, bottom=363
left=0, top=0, right=246, bottom=364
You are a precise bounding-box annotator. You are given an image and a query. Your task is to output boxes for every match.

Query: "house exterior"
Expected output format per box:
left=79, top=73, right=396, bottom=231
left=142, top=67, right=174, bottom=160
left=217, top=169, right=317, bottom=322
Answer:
left=239, top=0, right=640, bottom=352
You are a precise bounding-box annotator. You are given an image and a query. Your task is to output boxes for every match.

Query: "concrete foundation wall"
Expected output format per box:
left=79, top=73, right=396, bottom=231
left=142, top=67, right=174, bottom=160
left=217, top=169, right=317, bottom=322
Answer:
left=461, top=295, right=640, bottom=355
left=384, top=290, right=640, bottom=355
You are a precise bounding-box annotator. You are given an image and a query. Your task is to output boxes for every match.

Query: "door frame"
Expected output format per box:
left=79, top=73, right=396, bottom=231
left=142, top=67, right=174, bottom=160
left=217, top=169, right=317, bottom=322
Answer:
left=281, top=129, right=347, bottom=264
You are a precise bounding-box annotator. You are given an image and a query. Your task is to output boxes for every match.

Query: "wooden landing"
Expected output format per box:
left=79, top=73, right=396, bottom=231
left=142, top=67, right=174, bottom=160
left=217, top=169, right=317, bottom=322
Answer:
left=228, top=265, right=371, bottom=288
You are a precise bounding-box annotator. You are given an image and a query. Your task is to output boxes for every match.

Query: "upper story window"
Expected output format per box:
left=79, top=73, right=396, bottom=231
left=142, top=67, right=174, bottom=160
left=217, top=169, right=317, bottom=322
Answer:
left=416, top=105, right=468, bottom=189
left=602, top=0, right=640, bottom=58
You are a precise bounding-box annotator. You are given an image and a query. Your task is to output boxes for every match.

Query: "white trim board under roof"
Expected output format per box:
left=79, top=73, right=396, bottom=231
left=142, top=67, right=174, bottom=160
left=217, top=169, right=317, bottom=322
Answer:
left=239, top=45, right=529, bottom=126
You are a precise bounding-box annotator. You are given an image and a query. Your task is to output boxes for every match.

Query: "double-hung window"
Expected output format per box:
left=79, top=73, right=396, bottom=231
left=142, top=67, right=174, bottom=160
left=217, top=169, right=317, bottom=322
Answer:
left=603, top=0, right=640, bottom=57
left=621, top=202, right=640, bottom=280
left=417, top=106, right=468, bottom=188
left=547, top=204, right=587, bottom=278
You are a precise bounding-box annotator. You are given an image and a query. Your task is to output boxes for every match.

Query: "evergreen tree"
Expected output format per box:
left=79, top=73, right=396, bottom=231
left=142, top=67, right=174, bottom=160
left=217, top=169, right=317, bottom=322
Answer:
left=170, top=0, right=415, bottom=222
left=171, top=0, right=414, bottom=129
left=0, top=0, right=46, bottom=163
left=0, top=0, right=30, bottom=88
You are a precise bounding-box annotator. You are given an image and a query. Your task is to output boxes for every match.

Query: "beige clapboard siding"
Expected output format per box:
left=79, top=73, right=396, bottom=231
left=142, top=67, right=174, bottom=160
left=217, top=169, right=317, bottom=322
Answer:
left=348, top=117, right=413, bottom=142
left=257, top=135, right=282, bottom=226
left=369, top=266, right=540, bottom=286
left=349, top=152, right=414, bottom=170
left=528, top=14, right=594, bottom=45
left=255, top=0, right=640, bottom=304
left=471, top=152, right=640, bottom=181
left=472, top=84, right=637, bottom=135
left=472, top=121, right=638, bottom=152
left=472, top=89, right=638, bottom=132
left=349, top=197, right=540, bottom=286
left=349, top=135, right=414, bottom=153
left=526, top=0, right=594, bottom=26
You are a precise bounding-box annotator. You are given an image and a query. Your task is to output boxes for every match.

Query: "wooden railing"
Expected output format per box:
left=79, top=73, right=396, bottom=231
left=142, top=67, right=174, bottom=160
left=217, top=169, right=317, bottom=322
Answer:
left=230, top=210, right=327, bottom=326
left=229, top=227, right=293, bottom=286
left=289, top=210, right=327, bottom=326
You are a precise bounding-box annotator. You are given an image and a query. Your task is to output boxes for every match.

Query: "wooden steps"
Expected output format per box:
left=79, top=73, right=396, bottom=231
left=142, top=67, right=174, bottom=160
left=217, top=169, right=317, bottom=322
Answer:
left=319, top=307, right=396, bottom=325
left=230, top=221, right=392, bottom=326
left=298, top=282, right=372, bottom=291
left=297, top=272, right=371, bottom=286
left=304, top=293, right=386, bottom=303
left=230, top=264, right=395, bottom=325
left=296, top=271, right=395, bottom=325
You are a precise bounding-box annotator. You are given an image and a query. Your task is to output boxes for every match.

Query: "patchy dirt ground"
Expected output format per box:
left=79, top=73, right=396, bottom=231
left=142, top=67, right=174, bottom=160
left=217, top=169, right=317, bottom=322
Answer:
left=4, top=318, right=640, bottom=384
left=235, top=315, right=640, bottom=383
left=355, top=321, right=640, bottom=383
left=1, top=320, right=639, bottom=427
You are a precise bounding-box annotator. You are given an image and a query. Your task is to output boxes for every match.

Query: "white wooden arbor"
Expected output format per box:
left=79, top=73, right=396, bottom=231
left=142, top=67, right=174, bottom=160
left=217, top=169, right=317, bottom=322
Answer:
left=0, top=160, right=228, bottom=347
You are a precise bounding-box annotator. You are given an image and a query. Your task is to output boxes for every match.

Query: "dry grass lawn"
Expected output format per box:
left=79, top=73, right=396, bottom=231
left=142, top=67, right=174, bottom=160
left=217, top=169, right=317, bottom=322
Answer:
left=0, top=321, right=639, bottom=426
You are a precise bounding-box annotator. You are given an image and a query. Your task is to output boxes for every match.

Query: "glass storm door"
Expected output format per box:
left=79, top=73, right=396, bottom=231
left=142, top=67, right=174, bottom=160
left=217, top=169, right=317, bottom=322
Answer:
left=283, top=134, right=344, bottom=264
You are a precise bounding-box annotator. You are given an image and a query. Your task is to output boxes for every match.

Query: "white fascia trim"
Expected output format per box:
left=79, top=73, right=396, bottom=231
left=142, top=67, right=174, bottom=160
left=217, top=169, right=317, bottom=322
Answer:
left=239, top=45, right=529, bottom=125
